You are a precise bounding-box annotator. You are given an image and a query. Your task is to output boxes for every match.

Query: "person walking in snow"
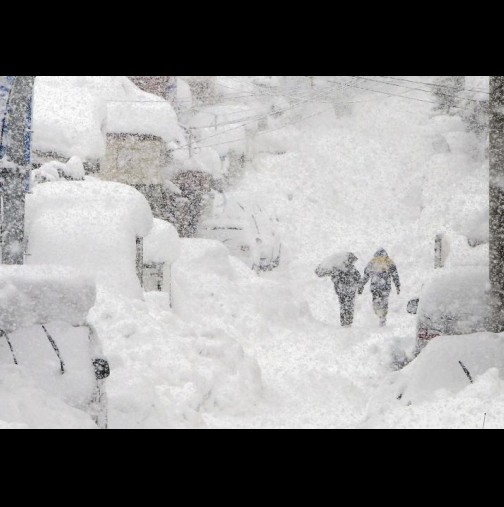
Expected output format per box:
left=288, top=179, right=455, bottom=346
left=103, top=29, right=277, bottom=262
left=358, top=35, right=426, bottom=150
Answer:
left=331, top=253, right=361, bottom=327
left=315, top=252, right=361, bottom=327
left=359, top=248, right=400, bottom=327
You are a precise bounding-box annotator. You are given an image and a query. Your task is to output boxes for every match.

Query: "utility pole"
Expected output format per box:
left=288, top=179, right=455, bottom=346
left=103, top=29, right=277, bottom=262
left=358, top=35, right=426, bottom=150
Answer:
left=489, top=76, right=504, bottom=332
left=188, top=129, right=193, bottom=157
left=0, top=76, right=35, bottom=265
left=434, top=233, right=444, bottom=269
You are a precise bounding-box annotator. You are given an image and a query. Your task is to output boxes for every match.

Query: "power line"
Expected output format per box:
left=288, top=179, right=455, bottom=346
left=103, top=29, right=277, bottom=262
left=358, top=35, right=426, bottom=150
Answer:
left=172, top=75, right=482, bottom=157
left=173, top=80, right=355, bottom=152
left=352, top=76, right=485, bottom=103
left=193, top=103, right=338, bottom=151
left=183, top=83, right=322, bottom=124
left=221, top=77, right=315, bottom=101
left=177, top=80, right=319, bottom=119
left=107, top=80, right=345, bottom=142
left=177, top=77, right=382, bottom=152
left=323, top=78, right=474, bottom=111
left=186, top=82, right=351, bottom=130
left=180, top=77, right=362, bottom=124
left=384, top=76, right=489, bottom=95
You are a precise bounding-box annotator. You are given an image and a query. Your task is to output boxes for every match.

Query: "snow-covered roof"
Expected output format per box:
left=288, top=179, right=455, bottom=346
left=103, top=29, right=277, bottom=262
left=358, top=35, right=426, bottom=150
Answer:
left=33, top=76, right=184, bottom=160
left=106, top=100, right=185, bottom=143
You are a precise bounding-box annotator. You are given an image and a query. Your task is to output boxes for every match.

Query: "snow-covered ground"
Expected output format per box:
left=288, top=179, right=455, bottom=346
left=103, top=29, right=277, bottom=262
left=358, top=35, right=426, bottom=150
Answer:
left=1, top=77, right=497, bottom=429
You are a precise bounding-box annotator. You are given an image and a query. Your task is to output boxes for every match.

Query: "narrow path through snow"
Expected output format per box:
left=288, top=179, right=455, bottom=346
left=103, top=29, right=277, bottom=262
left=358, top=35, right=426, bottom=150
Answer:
left=203, top=96, right=437, bottom=428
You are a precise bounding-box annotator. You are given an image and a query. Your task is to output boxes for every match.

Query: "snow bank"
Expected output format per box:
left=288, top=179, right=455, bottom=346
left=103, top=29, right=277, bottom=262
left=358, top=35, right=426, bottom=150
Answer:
left=418, top=267, right=489, bottom=335
left=0, top=265, right=95, bottom=332
left=88, top=288, right=263, bottom=428
left=189, top=148, right=224, bottom=178
left=453, top=208, right=489, bottom=246
left=172, top=237, right=303, bottom=334
left=365, top=333, right=504, bottom=428
left=144, top=219, right=180, bottom=265
left=25, top=180, right=153, bottom=299
left=0, top=365, right=96, bottom=429
left=440, top=231, right=489, bottom=269
left=32, top=162, right=62, bottom=184
left=419, top=112, right=488, bottom=257
left=2, top=322, right=99, bottom=415
left=399, top=333, right=504, bottom=404
left=65, top=156, right=86, bottom=179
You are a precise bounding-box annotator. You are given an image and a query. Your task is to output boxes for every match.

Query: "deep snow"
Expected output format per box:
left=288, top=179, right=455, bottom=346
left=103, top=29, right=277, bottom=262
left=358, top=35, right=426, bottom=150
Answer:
left=1, top=77, right=497, bottom=429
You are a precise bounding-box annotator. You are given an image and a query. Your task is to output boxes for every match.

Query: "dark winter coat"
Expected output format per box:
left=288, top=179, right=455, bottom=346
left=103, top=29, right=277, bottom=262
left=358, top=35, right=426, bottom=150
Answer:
left=360, top=248, right=400, bottom=294
left=331, top=266, right=362, bottom=297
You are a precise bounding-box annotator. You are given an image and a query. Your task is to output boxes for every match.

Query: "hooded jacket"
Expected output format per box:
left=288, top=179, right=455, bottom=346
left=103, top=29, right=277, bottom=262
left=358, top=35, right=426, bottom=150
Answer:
left=360, top=248, right=400, bottom=293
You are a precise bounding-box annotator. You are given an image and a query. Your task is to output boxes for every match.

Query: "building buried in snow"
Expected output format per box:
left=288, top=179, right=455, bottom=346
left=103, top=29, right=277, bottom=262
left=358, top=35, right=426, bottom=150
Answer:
left=99, top=92, right=186, bottom=220
left=100, top=132, right=171, bottom=218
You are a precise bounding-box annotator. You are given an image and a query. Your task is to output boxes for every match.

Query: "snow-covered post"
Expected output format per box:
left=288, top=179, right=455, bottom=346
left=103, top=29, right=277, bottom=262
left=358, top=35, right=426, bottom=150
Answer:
left=136, top=237, right=144, bottom=286
left=188, top=129, right=193, bottom=158
left=0, top=76, right=36, bottom=265
left=489, top=76, right=504, bottom=332
left=143, top=219, right=180, bottom=306
left=434, top=234, right=444, bottom=269
left=167, top=263, right=173, bottom=308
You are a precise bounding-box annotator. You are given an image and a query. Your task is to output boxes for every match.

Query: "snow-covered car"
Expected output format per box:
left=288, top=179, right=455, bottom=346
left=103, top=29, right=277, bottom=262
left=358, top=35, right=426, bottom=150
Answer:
left=0, top=266, right=110, bottom=428
left=197, top=192, right=281, bottom=272
left=410, top=267, right=489, bottom=352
